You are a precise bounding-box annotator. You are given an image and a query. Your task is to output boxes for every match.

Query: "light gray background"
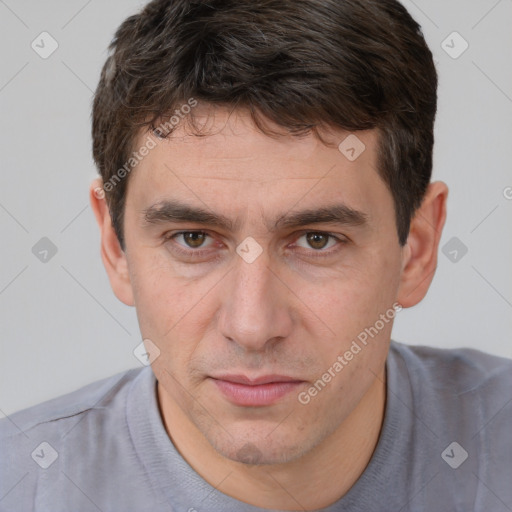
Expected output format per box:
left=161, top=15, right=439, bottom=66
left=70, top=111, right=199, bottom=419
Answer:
left=1, top=0, right=511, bottom=416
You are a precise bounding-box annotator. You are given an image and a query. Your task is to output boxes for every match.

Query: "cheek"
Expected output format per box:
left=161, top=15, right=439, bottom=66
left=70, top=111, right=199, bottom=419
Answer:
left=130, top=249, right=203, bottom=327
left=305, top=260, right=399, bottom=363
left=129, top=251, right=226, bottom=373
left=293, top=344, right=384, bottom=444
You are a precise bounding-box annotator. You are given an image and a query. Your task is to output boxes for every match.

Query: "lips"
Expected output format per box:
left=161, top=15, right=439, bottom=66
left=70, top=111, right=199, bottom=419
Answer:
left=210, top=374, right=305, bottom=407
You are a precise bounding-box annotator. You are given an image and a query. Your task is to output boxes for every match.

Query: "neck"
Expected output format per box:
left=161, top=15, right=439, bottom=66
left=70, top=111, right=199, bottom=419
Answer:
left=158, top=367, right=386, bottom=510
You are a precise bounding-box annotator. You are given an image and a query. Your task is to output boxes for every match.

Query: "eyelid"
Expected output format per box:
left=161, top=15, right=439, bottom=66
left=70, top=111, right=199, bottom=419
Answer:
left=290, top=230, right=347, bottom=254
left=166, top=230, right=216, bottom=249
left=164, top=229, right=347, bottom=258
left=292, top=229, right=346, bottom=241
left=166, top=229, right=344, bottom=243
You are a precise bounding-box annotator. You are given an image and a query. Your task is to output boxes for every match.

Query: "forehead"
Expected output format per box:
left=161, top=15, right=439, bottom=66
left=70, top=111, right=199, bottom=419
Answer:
left=125, top=108, right=392, bottom=232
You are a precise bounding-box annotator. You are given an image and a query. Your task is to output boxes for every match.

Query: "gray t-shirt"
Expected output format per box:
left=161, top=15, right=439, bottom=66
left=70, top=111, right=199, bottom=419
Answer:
left=1, top=340, right=511, bottom=511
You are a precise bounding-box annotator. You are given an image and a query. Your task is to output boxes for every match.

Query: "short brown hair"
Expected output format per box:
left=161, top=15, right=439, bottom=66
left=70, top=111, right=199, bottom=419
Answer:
left=92, top=0, right=437, bottom=249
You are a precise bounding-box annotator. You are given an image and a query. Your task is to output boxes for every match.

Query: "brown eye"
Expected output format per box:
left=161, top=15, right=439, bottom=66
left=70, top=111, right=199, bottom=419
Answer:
left=182, top=232, right=207, bottom=248
left=306, top=232, right=330, bottom=250
left=293, top=231, right=343, bottom=256
left=165, top=231, right=219, bottom=261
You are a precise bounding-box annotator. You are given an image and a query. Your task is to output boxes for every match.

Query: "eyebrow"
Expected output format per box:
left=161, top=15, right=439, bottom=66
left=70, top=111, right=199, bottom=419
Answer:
left=141, top=199, right=368, bottom=232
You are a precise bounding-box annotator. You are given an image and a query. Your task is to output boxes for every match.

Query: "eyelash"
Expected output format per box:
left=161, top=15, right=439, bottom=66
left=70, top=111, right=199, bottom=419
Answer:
left=164, top=230, right=347, bottom=260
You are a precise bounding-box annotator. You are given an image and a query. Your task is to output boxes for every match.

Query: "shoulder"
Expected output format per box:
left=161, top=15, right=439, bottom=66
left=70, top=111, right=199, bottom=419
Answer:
left=0, top=367, right=162, bottom=511
left=0, top=366, right=145, bottom=440
left=387, top=341, right=512, bottom=505
left=389, top=339, right=512, bottom=437
left=390, top=339, right=512, bottom=393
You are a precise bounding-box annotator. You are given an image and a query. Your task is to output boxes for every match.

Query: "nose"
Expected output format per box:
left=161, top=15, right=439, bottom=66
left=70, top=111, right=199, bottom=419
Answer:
left=218, top=245, right=293, bottom=352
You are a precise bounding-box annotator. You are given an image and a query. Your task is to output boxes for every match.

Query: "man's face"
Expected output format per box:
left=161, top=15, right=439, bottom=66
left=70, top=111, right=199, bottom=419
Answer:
left=122, top=107, right=405, bottom=465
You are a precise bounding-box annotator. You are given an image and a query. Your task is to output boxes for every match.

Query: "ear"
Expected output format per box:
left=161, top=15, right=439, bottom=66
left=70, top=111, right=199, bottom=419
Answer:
left=397, top=181, right=448, bottom=308
left=89, top=178, right=135, bottom=307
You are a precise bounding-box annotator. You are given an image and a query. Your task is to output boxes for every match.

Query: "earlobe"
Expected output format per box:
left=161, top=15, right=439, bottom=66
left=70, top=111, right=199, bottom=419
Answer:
left=397, top=181, right=448, bottom=308
left=89, top=178, right=135, bottom=307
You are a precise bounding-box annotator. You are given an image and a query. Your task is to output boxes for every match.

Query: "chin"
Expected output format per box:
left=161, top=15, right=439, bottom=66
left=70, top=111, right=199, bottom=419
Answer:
left=207, top=433, right=310, bottom=466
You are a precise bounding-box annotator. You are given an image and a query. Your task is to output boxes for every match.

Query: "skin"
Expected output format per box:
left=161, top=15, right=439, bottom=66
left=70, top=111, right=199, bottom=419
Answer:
left=90, top=106, right=447, bottom=510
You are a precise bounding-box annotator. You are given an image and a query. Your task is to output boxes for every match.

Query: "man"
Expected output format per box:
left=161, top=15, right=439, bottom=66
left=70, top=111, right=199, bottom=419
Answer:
left=1, top=0, right=510, bottom=510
